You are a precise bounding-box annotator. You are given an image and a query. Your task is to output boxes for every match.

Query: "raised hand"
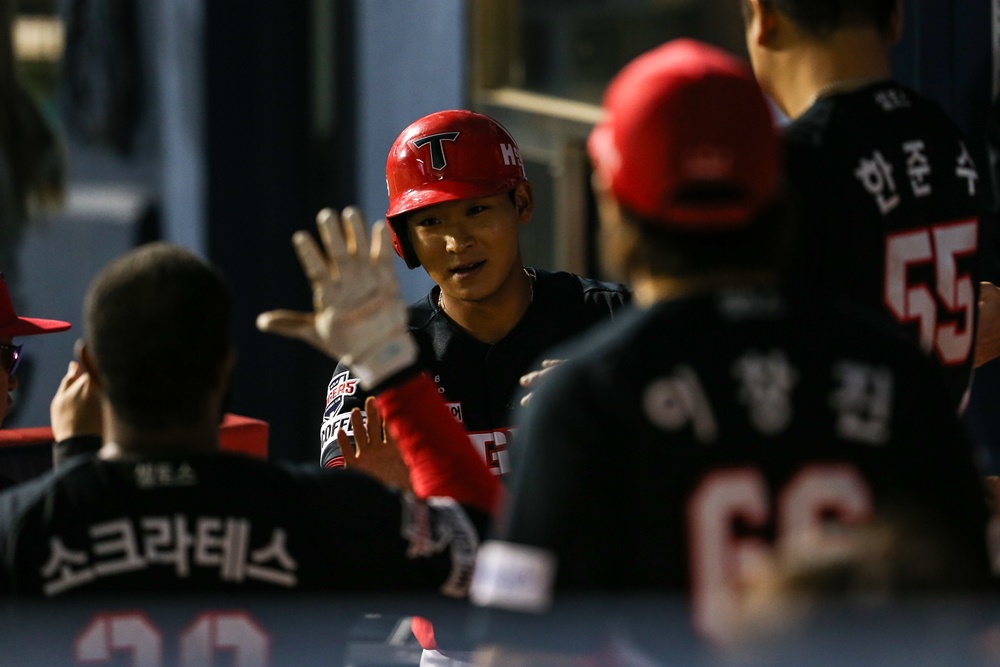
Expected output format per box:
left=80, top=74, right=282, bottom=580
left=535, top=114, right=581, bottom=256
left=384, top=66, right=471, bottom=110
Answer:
left=256, top=206, right=417, bottom=388
left=50, top=360, right=103, bottom=442
left=337, top=396, right=412, bottom=491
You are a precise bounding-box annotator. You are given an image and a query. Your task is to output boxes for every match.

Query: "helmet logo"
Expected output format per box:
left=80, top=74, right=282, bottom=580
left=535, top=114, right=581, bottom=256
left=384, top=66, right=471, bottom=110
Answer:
left=411, top=132, right=461, bottom=170
left=501, top=143, right=521, bottom=166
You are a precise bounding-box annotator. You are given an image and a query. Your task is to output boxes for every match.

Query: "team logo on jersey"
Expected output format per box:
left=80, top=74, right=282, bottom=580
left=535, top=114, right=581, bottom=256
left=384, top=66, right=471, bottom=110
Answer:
left=411, top=132, right=460, bottom=170
left=321, top=413, right=354, bottom=452
left=324, top=371, right=359, bottom=418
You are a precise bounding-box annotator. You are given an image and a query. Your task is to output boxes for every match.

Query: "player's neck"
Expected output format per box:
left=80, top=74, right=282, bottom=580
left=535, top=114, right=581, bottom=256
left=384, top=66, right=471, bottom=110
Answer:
left=773, top=29, right=893, bottom=119
left=98, top=409, right=221, bottom=460
left=438, top=267, right=534, bottom=344
left=631, top=271, right=776, bottom=307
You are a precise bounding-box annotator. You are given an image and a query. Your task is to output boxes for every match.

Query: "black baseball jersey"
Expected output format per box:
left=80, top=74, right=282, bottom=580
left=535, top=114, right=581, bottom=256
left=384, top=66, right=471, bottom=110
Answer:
left=0, top=451, right=483, bottom=597
left=785, top=80, right=981, bottom=407
left=320, top=268, right=631, bottom=472
left=471, top=287, right=992, bottom=642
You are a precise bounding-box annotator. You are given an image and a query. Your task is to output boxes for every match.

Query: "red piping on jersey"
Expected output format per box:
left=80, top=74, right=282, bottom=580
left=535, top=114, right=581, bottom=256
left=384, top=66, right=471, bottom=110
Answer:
left=377, top=372, right=503, bottom=515
left=324, top=456, right=345, bottom=469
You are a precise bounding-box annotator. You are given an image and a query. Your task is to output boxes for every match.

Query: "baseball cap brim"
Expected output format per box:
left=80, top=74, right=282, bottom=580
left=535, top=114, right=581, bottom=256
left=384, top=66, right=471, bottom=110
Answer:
left=0, top=316, right=72, bottom=337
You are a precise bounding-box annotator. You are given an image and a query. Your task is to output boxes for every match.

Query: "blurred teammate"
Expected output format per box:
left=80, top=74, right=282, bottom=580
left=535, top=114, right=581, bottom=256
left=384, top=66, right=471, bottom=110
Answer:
left=742, top=0, right=981, bottom=408
left=0, top=273, right=70, bottom=428
left=318, top=110, right=630, bottom=475
left=0, top=213, right=500, bottom=596
left=469, top=39, right=993, bottom=659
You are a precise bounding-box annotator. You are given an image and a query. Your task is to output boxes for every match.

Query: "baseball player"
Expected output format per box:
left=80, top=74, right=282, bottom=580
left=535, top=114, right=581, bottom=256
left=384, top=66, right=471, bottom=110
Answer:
left=0, top=212, right=501, bottom=596
left=742, top=0, right=981, bottom=410
left=320, top=110, right=630, bottom=473
left=469, top=40, right=993, bottom=659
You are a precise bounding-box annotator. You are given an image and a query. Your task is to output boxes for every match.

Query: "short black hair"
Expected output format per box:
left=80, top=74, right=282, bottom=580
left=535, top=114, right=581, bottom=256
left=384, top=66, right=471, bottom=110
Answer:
left=756, top=0, right=898, bottom=38
left=84, top=243, right=232, bottom=430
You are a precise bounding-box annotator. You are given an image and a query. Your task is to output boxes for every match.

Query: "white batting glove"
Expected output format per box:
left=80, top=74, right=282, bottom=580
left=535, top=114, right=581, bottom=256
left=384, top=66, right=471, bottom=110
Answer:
left=256, top=206, right=417, bottom=388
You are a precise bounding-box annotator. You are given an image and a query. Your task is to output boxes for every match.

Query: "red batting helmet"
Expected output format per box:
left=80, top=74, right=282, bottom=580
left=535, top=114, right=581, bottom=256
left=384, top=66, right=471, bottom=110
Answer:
left=385, top=110, right=527, bottom=269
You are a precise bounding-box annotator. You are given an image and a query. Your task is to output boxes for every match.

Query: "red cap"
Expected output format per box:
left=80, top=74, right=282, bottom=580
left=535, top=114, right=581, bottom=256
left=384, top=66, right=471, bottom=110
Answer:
left=0, top=275, right=71, bottom=337
left=588, top=39, right=780, bottom=230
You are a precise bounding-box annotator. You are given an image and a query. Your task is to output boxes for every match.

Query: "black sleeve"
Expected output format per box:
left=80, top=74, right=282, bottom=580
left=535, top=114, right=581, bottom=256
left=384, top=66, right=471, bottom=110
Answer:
left=300, top=469, right=486, bottom=596
left=52, top=435, right=102, bottom=468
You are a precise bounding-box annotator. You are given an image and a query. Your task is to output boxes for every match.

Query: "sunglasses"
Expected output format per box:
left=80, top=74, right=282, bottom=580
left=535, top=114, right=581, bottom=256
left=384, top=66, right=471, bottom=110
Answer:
left=0, top=342, right=22, bottom=376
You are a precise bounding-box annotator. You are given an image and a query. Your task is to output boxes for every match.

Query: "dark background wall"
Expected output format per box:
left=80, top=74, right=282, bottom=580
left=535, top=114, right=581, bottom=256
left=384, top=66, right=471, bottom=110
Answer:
left=202, top=0, right=467, bottom=463
left=204, top=0, right=352, bottom=463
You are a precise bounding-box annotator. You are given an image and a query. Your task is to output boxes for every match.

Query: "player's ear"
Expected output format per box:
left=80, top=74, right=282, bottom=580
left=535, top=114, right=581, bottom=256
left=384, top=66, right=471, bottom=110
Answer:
left=745, top=0, right=779, bottom=46
left=76, top=340, right=103, bottom=391
left=512, top=181, right=534, bottom=224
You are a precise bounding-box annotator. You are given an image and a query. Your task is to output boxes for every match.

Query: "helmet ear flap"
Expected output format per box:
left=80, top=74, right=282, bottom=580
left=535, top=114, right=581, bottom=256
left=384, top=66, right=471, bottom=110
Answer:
left=388, top=216, right=420, bottom=269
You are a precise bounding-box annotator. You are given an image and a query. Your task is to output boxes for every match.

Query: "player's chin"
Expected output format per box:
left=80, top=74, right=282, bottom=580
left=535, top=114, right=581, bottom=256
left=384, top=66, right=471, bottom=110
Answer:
left=444, top=273, right=491, bottom=298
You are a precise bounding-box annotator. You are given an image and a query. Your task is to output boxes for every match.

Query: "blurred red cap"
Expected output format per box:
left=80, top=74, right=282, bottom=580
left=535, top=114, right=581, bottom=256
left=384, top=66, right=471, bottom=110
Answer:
left=588, top=39, right=781, bottom=230
left=0, top=274, right=71, bottom=337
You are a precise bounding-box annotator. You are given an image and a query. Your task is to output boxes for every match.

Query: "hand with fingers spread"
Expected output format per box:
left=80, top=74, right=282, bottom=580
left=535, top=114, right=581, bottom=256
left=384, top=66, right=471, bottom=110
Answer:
left=257, top=206, right=418, bottom=388
left=50, top=360, right=103, bottom=442
left=337, top=396, right=413, bottom=491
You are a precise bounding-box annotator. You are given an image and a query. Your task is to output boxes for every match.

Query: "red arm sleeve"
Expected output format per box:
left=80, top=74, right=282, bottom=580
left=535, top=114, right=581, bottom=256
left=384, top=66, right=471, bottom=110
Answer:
left=376, top=372, right=502, bottom=515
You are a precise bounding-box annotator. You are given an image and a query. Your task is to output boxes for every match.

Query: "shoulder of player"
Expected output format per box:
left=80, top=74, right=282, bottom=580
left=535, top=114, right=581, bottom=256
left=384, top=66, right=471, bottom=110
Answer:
left=396, top=286, right=467, bottom=336
left=534, top=303, right=651, bottom=377
left=0, top=461, right=71, bottom=522
left=0, top=456, right=109, bottom=538
left=406, top=289, right=439, bottom=331
left=821, top=297, right=939, bottom=362
left=792, top=295, right=955, bottom=390
left=93, top=453, right=312, bottom=500
left=530, top=268, right=632, bottom=307
left=787, top=79, right=964, bottom=147
left=517, top=307, right=663, bottom=434
left=277, top=461, right=406, bottom=516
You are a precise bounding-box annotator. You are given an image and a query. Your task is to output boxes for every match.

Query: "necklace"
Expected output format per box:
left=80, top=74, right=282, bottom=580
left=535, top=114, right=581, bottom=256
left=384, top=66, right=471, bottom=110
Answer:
left=438, top=268, right=535, bottom=312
